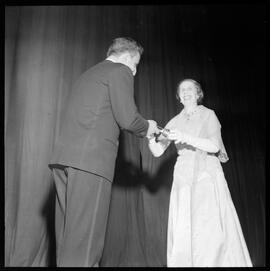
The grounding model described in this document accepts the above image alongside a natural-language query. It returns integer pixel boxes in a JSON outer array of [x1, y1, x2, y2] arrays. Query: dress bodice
[[164, 105, 228, 163]]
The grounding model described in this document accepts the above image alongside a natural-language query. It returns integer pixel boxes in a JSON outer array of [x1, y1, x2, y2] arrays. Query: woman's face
[[178, 81, 199, 106]]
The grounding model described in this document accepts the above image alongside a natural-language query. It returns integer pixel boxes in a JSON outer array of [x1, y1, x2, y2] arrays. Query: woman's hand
[[155, 132, 167, 142], [167, 129, 187, 144]]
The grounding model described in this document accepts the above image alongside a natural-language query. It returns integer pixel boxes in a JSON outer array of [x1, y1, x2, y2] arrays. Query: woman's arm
[[148, 115, 177, 157], [168, 129, 219, 153], [148, 134, 171, 157]]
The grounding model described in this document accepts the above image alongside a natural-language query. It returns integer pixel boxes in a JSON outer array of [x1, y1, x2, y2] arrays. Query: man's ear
[[118, 52, 128, 63], [125, 52, 132, 61]]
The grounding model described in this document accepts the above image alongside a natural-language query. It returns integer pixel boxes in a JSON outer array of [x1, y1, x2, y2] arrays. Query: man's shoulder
[[89, 60, 131, 76]]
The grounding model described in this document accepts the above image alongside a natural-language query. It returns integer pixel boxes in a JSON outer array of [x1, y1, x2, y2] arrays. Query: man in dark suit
[[49, 37, 159, 267]]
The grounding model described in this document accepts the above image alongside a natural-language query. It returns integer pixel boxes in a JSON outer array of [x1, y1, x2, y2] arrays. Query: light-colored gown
[[162, 105, 252, 267]]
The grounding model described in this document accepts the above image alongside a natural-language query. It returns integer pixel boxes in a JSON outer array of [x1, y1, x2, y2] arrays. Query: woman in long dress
[[148, 79, 253, 267]]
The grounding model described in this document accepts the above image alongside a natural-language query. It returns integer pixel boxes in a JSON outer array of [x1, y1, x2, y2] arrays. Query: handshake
[[147, 120, 188, 144], [147, 120, 170, 142]]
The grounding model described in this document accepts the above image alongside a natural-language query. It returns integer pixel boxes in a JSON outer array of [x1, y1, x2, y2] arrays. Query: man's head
[[106, 37, 143, 76], [107, 37, 144, 58]]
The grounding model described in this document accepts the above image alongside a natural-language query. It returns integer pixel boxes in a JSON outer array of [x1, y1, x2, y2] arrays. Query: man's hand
[[146, 120, 160, 138]]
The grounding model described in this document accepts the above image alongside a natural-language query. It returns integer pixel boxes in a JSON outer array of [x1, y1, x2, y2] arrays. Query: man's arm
[[109, 65, 157, 137]]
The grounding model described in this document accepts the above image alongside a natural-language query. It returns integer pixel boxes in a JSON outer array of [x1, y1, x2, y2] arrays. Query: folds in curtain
[[5, 6, 101, 266], [5, 5, 264, 267]]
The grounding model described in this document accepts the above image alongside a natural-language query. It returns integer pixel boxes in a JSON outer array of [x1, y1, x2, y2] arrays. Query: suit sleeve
[[108, 65, 149, 137]]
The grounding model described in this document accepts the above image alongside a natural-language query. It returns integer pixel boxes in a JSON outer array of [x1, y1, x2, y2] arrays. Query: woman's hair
[[106, 37, 144, 57], [176, 78, 204, 104]]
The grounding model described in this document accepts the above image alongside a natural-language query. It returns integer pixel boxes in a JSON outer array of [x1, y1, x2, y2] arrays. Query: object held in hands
[[154, 126, 170, 142]]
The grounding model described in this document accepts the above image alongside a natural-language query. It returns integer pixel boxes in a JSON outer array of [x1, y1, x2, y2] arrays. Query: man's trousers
[[51, 165, 112, 267]]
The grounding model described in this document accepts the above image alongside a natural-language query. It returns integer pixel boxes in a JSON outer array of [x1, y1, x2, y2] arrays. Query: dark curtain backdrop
[[5, 5, 265, 267]]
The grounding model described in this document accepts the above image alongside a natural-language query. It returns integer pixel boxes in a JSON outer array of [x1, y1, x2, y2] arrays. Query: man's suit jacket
[[49, 60, 149, 182]]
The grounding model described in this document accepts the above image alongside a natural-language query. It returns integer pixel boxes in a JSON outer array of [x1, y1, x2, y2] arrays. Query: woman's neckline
[[182, 105, 203, 120]]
